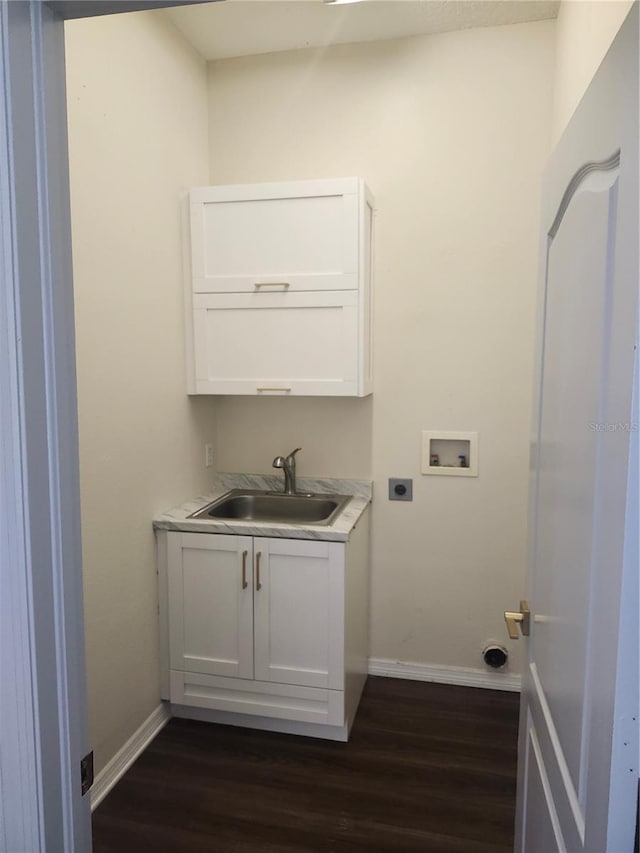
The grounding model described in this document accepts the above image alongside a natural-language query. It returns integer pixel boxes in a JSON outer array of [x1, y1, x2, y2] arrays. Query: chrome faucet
[[272, 447, 302, 495]]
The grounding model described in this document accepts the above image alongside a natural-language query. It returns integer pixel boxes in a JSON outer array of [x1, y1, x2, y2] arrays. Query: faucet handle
[[287, 447, 302, 461]]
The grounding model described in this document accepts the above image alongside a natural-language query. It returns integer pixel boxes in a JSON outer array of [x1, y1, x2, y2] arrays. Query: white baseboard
[[368, 658, 521, 692], [90, 703, 171, 811]]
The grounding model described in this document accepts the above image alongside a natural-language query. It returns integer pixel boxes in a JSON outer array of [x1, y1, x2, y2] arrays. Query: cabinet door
[[167, 532, 253, 679], [192, 290, 360, 396], [190, 179, 360, 294], [253, 538, 344, 690]]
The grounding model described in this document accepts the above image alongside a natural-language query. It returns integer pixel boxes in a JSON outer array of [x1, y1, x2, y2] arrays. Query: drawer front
[[192, 290, 360, 396], [170, 670, 345, 726], [190, 186, 359, 294]]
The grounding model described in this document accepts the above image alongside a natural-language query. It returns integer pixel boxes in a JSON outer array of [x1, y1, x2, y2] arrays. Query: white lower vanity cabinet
[[156, 515, 369, 741]]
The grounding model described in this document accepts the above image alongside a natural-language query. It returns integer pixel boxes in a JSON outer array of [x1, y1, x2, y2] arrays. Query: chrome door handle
[[504, 600, 531, 639]]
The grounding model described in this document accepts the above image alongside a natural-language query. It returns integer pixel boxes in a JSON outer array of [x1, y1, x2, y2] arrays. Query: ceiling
[[164, 0, 560, 62]]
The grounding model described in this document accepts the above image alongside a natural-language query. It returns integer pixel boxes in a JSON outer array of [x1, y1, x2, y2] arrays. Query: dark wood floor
[[93, 677, 520, 853]]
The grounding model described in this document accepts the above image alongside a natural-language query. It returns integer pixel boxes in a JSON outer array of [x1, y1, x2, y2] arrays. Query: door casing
[[0, 3, 216, 852]]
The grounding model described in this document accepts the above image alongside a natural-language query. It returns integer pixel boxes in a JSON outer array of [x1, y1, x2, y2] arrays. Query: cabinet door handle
[[254, 281, 290, 289], [256, 387, 291, 394], [241, 550, 248, 590], [255, 551, 262, 591]]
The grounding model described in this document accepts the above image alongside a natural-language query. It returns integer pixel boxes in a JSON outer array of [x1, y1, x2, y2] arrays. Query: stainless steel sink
[[188, 489, 352, 526]]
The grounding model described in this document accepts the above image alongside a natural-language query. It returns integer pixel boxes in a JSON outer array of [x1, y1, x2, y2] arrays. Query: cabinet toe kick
[[170, 670, 345, 727]]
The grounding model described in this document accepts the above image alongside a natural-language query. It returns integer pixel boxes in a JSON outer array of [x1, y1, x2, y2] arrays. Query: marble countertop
[[153, 472, 372, 542]]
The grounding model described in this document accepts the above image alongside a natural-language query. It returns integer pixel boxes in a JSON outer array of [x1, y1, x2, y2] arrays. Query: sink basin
[[188, 489, 352, 526]]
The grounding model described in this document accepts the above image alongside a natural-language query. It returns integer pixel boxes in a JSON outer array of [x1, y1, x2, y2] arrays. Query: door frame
[[0, 3, 215, 851]]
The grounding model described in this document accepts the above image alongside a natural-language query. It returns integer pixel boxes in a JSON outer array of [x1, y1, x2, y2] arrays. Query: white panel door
[[514, 8, 638, 853], [167, 533, 254, 680], [253, 538, 344, 690], [190, 178, 360, 293], [193, 290, 360, 396]]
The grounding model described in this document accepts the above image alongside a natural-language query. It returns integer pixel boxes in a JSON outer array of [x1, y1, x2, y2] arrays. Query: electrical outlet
[[205, 444, 214, 468], [388, 478, 413, 501]]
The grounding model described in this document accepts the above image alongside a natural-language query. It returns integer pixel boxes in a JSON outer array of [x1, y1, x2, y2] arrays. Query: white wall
[[552, 0, 634, 142], [65, 11, 214, 773], [207, 22, 555, 676], [213, 397, 372, 479]]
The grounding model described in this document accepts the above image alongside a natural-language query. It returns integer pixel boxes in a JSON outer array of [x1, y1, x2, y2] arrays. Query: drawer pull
[[257, 387, 291, 394], [241, 550, 248, 590], [254, 281, 290, 289], [256, 551, 262, 591]]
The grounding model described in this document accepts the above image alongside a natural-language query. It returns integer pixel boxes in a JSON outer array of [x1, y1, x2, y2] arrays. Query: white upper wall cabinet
[[186, 177, 374, 396]]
